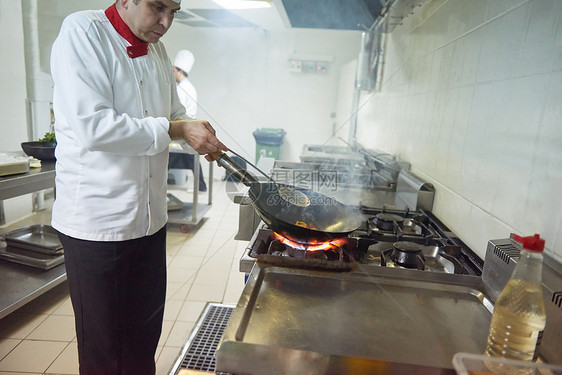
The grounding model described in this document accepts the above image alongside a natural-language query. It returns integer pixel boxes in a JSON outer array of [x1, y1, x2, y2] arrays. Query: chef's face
[[120, 0, 180, 43]]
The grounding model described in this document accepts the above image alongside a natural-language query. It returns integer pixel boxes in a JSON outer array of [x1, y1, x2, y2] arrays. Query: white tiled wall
[[356, 0, 562, 261], [0, 0, 28, 151], [0, 1, 34, 224]]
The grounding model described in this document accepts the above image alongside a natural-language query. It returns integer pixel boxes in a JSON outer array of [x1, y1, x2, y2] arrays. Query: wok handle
[[208, 151, 257, 186]]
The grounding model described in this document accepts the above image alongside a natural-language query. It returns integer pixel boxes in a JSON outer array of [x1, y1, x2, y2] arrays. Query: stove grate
[[172, 303, 234, 374]]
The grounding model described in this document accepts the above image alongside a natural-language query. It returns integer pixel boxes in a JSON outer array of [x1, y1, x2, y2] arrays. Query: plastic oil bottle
[[484, 234, 546, 361]]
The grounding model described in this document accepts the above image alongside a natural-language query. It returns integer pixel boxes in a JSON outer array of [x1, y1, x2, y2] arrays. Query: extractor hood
[[281, 0, 384, 30], [173, 0, 425, 31]]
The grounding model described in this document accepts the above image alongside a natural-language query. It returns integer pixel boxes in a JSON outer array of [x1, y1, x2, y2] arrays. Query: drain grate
[[172, 303, 234, 374]]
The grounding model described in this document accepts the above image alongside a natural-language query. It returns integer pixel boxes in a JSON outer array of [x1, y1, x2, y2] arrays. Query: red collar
[[105, 4, 148, 58]]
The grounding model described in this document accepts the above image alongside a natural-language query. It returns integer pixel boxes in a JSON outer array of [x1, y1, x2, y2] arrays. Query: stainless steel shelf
[[0, 161, 55, 201], [0, 260, 66, 319], [0, 161, 62, 319]]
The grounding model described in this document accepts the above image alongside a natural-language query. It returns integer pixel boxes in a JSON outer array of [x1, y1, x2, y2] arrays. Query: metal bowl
[[21, 142, 56, 161]]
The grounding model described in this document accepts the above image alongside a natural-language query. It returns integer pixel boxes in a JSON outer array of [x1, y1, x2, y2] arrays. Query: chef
[[173, 49, 197, 118], [50, 0, 227, 373], [168, 49, 208, 191]]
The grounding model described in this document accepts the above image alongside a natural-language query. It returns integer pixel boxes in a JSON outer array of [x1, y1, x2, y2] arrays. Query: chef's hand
[[169, 119, 228, 161]]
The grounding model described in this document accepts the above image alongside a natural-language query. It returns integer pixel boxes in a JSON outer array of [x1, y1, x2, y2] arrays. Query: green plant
[[38, 131, 56, 143]]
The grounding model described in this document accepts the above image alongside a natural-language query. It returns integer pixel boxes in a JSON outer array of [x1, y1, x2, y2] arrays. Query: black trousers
[[58, 227, 167, 375]]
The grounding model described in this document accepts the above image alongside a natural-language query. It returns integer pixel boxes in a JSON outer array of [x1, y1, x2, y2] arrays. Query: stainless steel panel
[[217, 262, 493, 373], [218, 340, 457, 375], [395, 170, 435, 211], [482, 238, 519, 301], [482, 237, 562, 364]]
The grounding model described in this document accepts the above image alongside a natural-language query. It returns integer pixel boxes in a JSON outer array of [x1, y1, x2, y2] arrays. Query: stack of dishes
[[0, 225, 64, 270]]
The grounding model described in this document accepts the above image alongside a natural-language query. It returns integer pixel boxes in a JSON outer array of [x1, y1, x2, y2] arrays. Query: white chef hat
[[174, 50, 195, 74], [171, 0, 181, 3]]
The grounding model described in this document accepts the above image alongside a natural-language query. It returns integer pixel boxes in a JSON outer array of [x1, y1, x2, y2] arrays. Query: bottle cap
[[513, 234, 545, 252]]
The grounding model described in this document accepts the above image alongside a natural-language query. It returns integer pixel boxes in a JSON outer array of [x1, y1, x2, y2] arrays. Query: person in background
[[49, 0, 227, 374], [169, 49, 207, 191], [173, 49, 197, 118]]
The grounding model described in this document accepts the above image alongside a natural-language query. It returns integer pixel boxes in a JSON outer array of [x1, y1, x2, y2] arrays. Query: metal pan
[[210, 151, 362, 243], [2, 224, 63, 254]]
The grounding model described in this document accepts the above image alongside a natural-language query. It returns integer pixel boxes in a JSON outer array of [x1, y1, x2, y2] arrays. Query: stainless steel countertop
[[217, 260, 494, 374], [0, 257, 66, 319], [0, 161, 55, 201]]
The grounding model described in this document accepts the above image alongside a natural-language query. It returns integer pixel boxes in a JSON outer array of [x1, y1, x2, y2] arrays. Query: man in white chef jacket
[[50, 0, 227, 373]]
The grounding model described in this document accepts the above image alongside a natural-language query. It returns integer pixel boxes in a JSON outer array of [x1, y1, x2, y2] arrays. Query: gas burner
[[373, 213, 404, 231], [273, 232, 350, 261], [386, 241, 425, 270], [366, 241, 464, 273], [367, 215, 427, 243], [369, 213, 420, 233], [248, 228, 357, 263], [243, 209, 483, 276]]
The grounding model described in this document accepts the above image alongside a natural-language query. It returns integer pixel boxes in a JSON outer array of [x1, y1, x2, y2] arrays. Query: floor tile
[[168, 254, 204, 269], [156, 346, 182, 375], [176, 300, 207, 322], [223, 283, 245, 305], [163, 299, 183, 321], [0, 313, 48, 339], [0, 339, 20, 361], [158, 320, 174, 347], [193, 269, 229, 286], [165, 321, 195, 347], [45, 342, 78, 375], [166, 281, 193, 302], [0, 340, 67, 372], [167, 266, 198, 284], [27, 315, 75, 341], [16, 284, 68, 315], [187, 283, 226, 302], [52, 297, 74, 316]]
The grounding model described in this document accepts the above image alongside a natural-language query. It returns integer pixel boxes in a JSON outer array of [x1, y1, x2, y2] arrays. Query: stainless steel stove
[[220, 224, 561, 374], [219, 146, 561, 374], [239, 207, 482, 277]]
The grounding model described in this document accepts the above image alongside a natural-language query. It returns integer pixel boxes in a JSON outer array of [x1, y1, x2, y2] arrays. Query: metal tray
[[217, 261, 494, 374], [0, 154, 30, 177], [2, 225, 63, 254], [0, 246, 64, 270], [167, 193, 183, 211]]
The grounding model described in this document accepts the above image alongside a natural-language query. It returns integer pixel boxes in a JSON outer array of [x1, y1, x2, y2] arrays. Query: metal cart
[[167, 148, 213, 233]]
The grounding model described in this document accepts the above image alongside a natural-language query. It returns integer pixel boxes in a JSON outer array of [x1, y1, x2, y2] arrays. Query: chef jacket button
[[144, 110, 148, 116], [140, 80, 143, 86]]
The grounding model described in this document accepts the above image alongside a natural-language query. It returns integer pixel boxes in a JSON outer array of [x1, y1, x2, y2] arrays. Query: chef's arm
[[169, 119, 228, 161]]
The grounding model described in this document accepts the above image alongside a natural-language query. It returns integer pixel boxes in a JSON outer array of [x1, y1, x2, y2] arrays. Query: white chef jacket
[[177, 78, 198, 118], [50, 9, 187, 241]]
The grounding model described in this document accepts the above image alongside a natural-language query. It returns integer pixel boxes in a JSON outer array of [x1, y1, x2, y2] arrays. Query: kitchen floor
[[0, 179, 248, 375]]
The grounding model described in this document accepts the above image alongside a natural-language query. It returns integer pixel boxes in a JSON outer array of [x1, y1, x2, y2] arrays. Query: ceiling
[[174, 0, 384, 30], [47, 0, 392, 31]]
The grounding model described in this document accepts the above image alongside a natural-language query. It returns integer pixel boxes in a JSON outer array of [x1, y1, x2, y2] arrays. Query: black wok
[[210, 151, 362, 243]]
